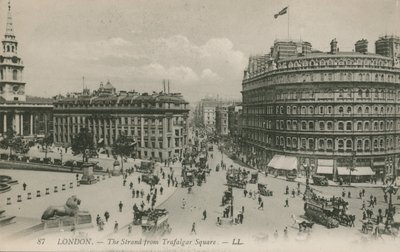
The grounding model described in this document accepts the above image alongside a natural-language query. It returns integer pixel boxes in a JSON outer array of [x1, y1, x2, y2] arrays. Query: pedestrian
[[146, 194, 151, 204], [182, 198, 186, 209], [297, 182, 300, 190], [242, 206, 244, 214], [168, 179, 171, 187], [284, 198, 289, 207], [359, 191, 362, 199], [258, 200, 264, 210], [132, 189, 135, 198], [136, 190, 140, 198], [160, 186, 164, 195], [284, 227, 288, 239], [140, 201, 145, 210], [123, 179, 126, 186], [203, 210, 207, 220], [138, 176, 141, 184], [76, 174, 79, 181], [114, 221, 119, 233], [384, 193, 388, 203], [191, 222, 196, 235], [362, 200, 366, 210], [128, 224, 132, 234], [362, 189, 365, 197], [22, 182, 27, 191], [286, 186, 289, 195], [119, 201, 123, 212], [342, 189, 346, 198], [297, 188, 301, 196], [373, 196, 377, 205], [104, 211, 110, 222], [129, 182, 133, 189], [244, 189, 248, 197], [348, 191, 351, 198], [96, 214, 101, 225], [98, 219, 104, 231], [292, 189, 296, 198], [258, 196, 262, 205], [141, 190, 144, 198], [274, 230, 278, 239]]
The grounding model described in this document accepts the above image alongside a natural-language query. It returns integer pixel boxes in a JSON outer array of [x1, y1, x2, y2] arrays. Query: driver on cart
[[188, 186, 192, 194]]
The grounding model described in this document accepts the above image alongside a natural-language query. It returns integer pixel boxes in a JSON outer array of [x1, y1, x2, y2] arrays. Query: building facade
[[215, 106, 229, 136], [0, 1, 53, 138], [53, 82, 189, 161], [242, 37, 400, 180]]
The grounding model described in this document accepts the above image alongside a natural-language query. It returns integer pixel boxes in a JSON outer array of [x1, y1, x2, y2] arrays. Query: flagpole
[[287, 7, 290, 39]]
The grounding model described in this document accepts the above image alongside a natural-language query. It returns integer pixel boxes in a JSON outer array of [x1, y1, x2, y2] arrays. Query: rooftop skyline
[[1, 0, 399, 103]]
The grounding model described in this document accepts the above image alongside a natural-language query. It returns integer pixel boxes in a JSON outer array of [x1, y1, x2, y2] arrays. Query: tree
[[0, 128, 29, 156], [71, 128, 95, 162], [112, 134, 136, 170], [41, 134, 53, 159]]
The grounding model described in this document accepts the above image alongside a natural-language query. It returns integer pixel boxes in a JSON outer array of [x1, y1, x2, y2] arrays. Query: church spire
[[5, 0, 15, 40]]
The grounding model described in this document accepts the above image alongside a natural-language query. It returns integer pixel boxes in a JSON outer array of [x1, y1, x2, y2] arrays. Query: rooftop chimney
[[355, 39, 368, 53], [330, 39, 338, 54]]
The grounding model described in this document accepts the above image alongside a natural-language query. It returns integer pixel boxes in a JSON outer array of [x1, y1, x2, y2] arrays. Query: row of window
[[273, 120, 395, 131], [248, 104, 398, 116]]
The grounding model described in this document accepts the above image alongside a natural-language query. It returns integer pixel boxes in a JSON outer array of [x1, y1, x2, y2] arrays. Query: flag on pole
[[274, 6, 288, 19]]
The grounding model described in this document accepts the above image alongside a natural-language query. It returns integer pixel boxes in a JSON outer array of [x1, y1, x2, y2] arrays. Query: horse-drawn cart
[[141, 209, 171, 237], [258, 183, 273, 196]]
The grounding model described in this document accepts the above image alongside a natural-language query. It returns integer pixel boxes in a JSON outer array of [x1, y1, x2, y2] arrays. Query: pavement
[[1, 142, 400, 251]]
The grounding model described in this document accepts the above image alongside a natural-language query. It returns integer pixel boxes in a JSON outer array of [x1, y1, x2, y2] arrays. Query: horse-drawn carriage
[[312, 175, 329, 186], [181, 169, 195, 188], [140, 209, 171, 237], [136, 160, 155, 174], [221, 190, 232, 206], [286, 172, 297, 182], [249, 172, 258, 184], [141, 174, 160, 186], [304, 201, 339, 229], [257, 183, 273, 196], [226, 167, 247, 189]]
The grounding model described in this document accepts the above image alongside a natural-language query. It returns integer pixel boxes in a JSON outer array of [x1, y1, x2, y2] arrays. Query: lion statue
[[41, 195, 87, 220]]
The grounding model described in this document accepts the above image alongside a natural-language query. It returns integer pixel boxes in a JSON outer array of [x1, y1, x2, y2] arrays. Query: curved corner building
[[241, 37, 400, 181]]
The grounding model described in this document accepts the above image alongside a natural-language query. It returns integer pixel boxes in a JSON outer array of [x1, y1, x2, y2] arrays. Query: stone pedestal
[[79, 163, 97, 185]]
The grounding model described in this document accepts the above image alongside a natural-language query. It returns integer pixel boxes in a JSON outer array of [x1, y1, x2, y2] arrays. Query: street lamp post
[[382, 184, 399, 229]]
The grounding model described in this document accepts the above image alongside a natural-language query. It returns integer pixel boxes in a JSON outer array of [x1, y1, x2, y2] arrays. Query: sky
[[1, 0, 399, 103]]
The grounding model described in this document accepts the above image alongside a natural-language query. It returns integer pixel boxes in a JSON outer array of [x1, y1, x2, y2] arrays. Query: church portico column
[[14, 112, 20, 135], [30, 113, 33, 135], [3, 113, 7, 133], [20, 113, 23, 136]]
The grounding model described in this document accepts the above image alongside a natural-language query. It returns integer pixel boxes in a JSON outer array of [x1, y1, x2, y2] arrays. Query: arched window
[[327, 139, 333, 149], [373, 139, 378, 150], [365, 89, 370, 97], [364, 122, 370, 131], [287, 121, 291, 130], [327, 106, 332, 114], [365, 140, 370, 151], [338, 122, 344, 130], [319, 122, 325, 130], [319, 139, 325, 149], [292, 106, 297, 114], [287, 106, 291, 114], [319, 106, 324, 114], [301, 106, 306, 114], [309, 139, 315, 150], [308, 106, 314, 114], [327, 122, 333, 130], [357, 140, 362, 151], [6, 45, 10, 52], [373, 122, 378, 130], [358, 89, 362, 97], [301, 121, 307, 130], [293, 121, 298, 130], [365, 107, 370, 113], [12, 70, 17, 81], [347, 106, 352, 113], [346, 140, 352, 149], [380, 121, 384, 130], [379, 139, 384, 148], [309, 122, 314, 130], [339, 106, 344, 113], [346, 122, 352, 130], [293, 138, 298, 148], [357, 122, 362, 131]]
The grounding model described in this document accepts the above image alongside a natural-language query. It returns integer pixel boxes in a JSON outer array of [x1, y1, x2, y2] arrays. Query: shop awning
[[337, 167, 375, 176], [373, 161, 385, 167], [267, 155, 297, 171], [316, 166, 333, 174], [317, 159, 334, 174]]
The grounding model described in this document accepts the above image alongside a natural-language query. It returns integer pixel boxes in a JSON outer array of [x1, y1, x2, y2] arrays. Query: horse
[[291, 214, 314, 231]]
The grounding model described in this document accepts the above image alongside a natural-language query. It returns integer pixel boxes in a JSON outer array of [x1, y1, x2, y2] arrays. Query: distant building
[[215, 106, 229, 136], [355, 39, 368, 53], [228, 104, 242, 139], [270, 39, 312, 60], [194, 97, 236, 132], [53, 82, 189, 161], [242, 36, 400, 180], [0, 1, 52, 138], [375, 35, 400, 59]]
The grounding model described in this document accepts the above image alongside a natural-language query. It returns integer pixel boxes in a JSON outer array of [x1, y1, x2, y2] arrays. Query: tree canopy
[[112, 134, 136, 169], [71, 128, 95, 162], [0, 129, 30, 155]]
